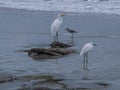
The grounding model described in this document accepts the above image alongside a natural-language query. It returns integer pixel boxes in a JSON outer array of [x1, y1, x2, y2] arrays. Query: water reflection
[[53, 59, 61, 74]]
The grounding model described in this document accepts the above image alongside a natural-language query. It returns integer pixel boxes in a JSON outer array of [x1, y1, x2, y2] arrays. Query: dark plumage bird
[[66, 28, 77, 44], [66, 28, 77, 34]]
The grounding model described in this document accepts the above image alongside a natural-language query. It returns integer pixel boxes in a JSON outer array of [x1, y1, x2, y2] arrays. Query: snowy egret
[[80, 42, 97, 70], [66, 28, 77, 43], [51, 13, 65, 42]]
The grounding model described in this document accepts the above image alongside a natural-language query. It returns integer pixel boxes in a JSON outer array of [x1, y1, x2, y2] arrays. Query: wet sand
[[0, 8, 120, 90]]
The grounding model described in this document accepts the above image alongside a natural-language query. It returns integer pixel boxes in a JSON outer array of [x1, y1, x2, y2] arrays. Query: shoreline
[[0, 7, 120, 18]]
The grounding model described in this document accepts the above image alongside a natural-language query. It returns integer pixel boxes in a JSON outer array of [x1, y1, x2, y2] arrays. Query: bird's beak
[[60, 13, 65, 16], [65, 28, 68, 30], [93, 44, 97, 46]]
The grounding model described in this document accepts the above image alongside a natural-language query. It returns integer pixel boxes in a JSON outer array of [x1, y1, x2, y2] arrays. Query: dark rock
[[17, 74, 110, 90], [31, 87, 53, 90], [18, 74, 65, 90], [50, 41, 72, 48], [0, 73, 16, 83], [16, 50, 29, 52], [96, 82, 110, 87], [18, 75, 54, 82], [27, 48, 76, 59]]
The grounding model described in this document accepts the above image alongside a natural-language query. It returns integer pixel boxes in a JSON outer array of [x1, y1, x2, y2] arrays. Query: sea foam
[[0, 0, 120, 16]]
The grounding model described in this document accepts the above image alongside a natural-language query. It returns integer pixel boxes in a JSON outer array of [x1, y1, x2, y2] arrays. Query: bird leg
[[56, 31, 59, 42], [83, 53, 88, 70], [86, 53, 88, 70], [71, 34, 74, 44], [54, 36, 56, 42], [83, 54, 86, 70]]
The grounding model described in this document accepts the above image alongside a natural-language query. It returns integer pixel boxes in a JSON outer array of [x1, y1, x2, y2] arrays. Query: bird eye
[[93, 44, 97, 46]]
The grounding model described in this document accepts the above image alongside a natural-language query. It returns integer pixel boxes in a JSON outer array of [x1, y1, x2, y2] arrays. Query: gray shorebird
[[66, 28, 77, 43]]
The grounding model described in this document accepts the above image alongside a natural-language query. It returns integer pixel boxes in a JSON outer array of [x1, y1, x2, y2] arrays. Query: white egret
[[80, 42, 97, 70], [66, 28, 77, 43], [51, 13, 65, 42]]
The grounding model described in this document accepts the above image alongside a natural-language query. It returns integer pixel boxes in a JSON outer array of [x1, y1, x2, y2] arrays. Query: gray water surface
[[0, 8, 120, 90]]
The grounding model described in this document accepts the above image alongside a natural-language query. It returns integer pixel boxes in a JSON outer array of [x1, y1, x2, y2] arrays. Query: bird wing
[[80, 43, 93, 56], [51, 18, 62, 36]]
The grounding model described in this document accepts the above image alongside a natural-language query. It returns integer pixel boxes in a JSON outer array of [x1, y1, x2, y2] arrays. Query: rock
[[18, 75, 54, 82], [50, 41, 72, 48], [0, 73, 16, 83], [17, 74, 110, 90], [0, 77, 14, 83], [61, 80, 110, 90], [19, 41, 76, 59], [27, 48, 76, 59], [16, 50, 29, 52], [96, 82, 110, 87], [18, 74, 65, 90]]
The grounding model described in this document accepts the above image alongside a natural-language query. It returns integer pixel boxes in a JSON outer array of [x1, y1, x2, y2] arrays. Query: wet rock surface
[[17, 74, 65, 90], [19, 42, 76, 59], [50, 41, 72, 48], [62, 81, 110, 90], [27, 48, 76, 59], [0, 73, 110, 90], [17, 74, 110, 90], [0, 73, 16, 83]]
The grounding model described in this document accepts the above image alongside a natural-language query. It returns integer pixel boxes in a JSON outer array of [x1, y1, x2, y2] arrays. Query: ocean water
[[0, 8, 120, 90], [0, 0, 120, 15]]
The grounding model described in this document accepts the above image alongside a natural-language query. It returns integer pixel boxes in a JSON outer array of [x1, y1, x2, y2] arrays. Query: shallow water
[[0, 8, 120, 90]]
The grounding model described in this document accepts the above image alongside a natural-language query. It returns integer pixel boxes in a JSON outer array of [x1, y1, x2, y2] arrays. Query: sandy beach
[[0, 8, 120, 90]]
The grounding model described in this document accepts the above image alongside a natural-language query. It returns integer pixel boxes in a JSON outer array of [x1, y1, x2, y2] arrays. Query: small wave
[[0, 0, 120, 16]]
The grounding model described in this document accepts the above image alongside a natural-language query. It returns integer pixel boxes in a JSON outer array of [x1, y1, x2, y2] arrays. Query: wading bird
[[51, 13, 65, 42], [66, 28, 77, 43], [80, 42, 97, 70]]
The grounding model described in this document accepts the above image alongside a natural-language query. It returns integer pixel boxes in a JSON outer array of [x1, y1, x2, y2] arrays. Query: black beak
[[66, 28, 69, 30], [93, 43, 97, 46]]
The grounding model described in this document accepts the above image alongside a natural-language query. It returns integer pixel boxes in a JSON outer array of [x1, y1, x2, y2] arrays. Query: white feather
[[80, 42, 94, 56], [51, 15, 63, 36]]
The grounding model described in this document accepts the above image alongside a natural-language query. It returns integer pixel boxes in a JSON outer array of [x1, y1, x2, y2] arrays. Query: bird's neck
[[57, 16, 63, 21]]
